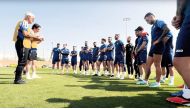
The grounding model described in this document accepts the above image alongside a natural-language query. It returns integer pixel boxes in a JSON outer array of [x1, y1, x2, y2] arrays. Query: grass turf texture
[[0, 67, 188, 108]]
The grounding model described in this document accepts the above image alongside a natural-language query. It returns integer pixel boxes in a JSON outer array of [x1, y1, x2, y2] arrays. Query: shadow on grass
[[64, 74, 172, 92], [65, 84, 171, 92], [0, 73, 13, 75], [46, 92, 179, 108], [0, 81, 13, 84], [0, 77, 14, 79]]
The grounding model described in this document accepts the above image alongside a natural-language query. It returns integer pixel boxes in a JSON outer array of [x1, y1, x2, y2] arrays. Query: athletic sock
[[170, 76, 174, 81], [122, 72, 125, 76], [161, 75, 164, 80], [139, 75, 143, 80]]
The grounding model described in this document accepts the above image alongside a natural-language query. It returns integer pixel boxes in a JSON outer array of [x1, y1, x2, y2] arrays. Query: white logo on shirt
[[176, 49, 183, 53]]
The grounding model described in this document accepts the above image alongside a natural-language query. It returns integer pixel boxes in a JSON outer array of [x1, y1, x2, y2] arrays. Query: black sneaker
[[110, 75, 114, 78], [93, 74, 98, 76], [107, 74, 111, 77], [14, 80, 26, 84], [23, 70, 26, 75]]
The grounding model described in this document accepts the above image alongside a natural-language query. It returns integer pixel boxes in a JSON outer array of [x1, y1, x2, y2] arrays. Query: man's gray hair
[[25, 11, 35, 18]]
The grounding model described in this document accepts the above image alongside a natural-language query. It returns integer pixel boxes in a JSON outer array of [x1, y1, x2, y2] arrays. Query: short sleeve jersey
[[61, 48, 70, 59], [100, 44, 107, 56], [53, 47, 60, 59], [114, 40, 124, 56], [107, 42, 114, 56]]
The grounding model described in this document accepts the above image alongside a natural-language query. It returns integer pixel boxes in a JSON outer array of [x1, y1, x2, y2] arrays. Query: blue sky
[[0, 0, 178, 60]]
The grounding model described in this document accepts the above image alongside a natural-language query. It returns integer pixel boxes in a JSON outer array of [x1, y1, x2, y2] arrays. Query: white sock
[[170, 76, 174, 82], [161, 75, 164, 80], [32, 72, 36, 75], [156, 82, 160, 85], [122, 72, 125, 76]]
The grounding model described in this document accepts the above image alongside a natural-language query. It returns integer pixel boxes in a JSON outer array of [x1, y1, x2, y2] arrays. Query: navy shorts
[[92, 57, 98, 63], [61, 58, 69, 65], [114, 55, 124, 65], [106, 55, 114, 61], [175, 15, 190, 57], [149, 42, 164, 57], [89, 60, 92, 64], [161, 53, 173, 67], [52, 57, 60, 64], [71, 59, 77, 66], [83, 54, 89, 61], [137, 52, 147, 65], [98, 55, 107, 62]]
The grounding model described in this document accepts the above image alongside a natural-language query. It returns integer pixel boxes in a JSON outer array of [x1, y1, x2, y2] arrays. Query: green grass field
[[0, 67, 187, 108]]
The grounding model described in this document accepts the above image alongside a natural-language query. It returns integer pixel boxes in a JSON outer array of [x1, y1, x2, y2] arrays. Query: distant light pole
[[51, 42, 54, 50], [123, 17, 131, 38]]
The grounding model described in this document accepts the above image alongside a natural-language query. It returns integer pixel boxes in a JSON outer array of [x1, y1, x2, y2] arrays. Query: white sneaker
[[160, 79, 165, 83], [136, 80, 148, 85], [83, 71, 86, 75], [182, 88, 190, 99], [128, 74, 131, 78], [26, 72, 32, 80], [130, 75, 134, 79], [91, 72, 96, 75], [105, 71, 109, 76], [85, 72, 90, 75], [120, 75, 125, 80], [149, 82, 161, 88], [168, 81, 174, 86], [116, 73, 120, 79], [32, 74, 41, 79], [98, 72, 101, 76], [138, 77, 143, 81], [129, 75, 133, 79]]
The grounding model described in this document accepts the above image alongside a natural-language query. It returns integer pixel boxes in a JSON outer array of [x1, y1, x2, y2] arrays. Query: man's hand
[[172, 16, 183, 29], [40, 37, 44, 41], [134, 49, 138, 56], [153, 40, 159, 45], [162, 37, 169, 44]]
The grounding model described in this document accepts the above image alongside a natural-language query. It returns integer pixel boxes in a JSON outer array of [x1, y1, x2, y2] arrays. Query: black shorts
[[28, 49, 37, 61], [175, 15, 190, 57], [161, 53, 173, 67], [149, 42, 164, 57], [137, 52, 147, 65]]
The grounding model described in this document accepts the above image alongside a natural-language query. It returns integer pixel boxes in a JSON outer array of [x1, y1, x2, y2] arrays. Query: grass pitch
[[0, 67, 187, 108]]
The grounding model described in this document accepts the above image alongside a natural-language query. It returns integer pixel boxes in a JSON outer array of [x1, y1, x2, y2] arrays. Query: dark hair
[[32, 23, 41, 29], [115, 34, 120, 36], [135, 26, 144, 32], [144, 12, 154, 19], [102, 38, 106, 42], [57, 43, 60, 45]]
